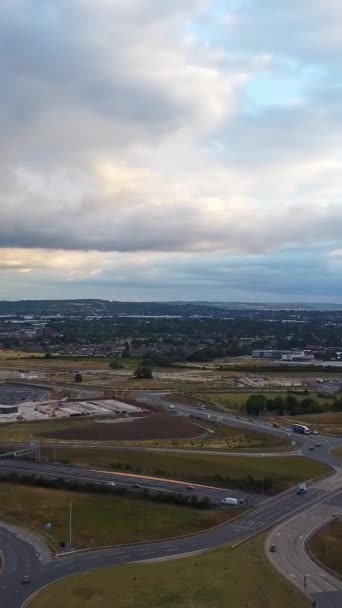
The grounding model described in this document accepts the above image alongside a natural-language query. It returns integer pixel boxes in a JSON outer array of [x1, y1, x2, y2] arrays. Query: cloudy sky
[[1, 0, 342, 302]]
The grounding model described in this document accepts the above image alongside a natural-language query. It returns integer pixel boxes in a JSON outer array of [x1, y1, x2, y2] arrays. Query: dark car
[[315, 443, 321, 448], [269, 545, 277, 553], [132, 483, 142, 489], [21, 575, 30, 584], [309, 446, 315, 451], [186, 485, 195, 491]]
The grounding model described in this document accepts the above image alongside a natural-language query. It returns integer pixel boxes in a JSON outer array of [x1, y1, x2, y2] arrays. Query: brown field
[[40, 414, 205, 441]]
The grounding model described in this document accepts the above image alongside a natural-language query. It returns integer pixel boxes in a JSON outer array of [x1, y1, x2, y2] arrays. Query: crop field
[[0, 482, 234, 549], [30, 534, 309, 608], [0, 349, 43, 360], [39, 414, 205, 441], [47, 448, 329, 494], [0, 414, 289, 450]]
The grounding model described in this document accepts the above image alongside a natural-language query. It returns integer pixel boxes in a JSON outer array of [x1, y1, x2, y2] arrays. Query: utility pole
[[140, 507, 143, 542], [69, 502, 73, 549]]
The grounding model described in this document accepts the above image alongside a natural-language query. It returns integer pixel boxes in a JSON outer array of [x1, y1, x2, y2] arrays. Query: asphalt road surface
[[2, 393, 342, 607]]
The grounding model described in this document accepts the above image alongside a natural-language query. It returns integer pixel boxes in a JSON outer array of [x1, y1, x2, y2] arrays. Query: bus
[[292, 423, 311, 435]]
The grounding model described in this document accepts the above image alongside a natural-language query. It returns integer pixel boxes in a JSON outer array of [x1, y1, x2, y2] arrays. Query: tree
[[246, 394, 267, 416], [44, 352, 52, 359], [74, 372, 83, 383], [133, 366, 153, 379]]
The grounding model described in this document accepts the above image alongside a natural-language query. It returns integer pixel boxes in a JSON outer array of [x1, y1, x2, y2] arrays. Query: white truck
[[221, 497, 238, 506]]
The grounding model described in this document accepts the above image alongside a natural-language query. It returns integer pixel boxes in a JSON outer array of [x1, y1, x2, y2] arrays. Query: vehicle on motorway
[[221, 497, 238, 506], [292, 423, 311, 435], [239, 497, 249, 505], [311, 429, 318, 435], [21, 575, 30, 584], [269, 545, 277, 553], [186, 485, 195, 491], [309, 446, 315, 451], [132, 483, 143, 489], [168, 404, 175, 410], [107, 481, 116, 487], [297, 482, 308, 495], [272, 422, 280, 428], [315, 442, 321, 448]]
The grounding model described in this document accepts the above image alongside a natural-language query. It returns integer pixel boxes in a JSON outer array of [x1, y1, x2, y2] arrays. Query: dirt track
[[39, 414, 205, 441]]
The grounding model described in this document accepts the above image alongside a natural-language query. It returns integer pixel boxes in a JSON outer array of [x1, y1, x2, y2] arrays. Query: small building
[[0, 404, 18, 415]]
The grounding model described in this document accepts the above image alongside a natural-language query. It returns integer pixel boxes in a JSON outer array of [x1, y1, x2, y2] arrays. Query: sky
[[1, 0, 342, 302]]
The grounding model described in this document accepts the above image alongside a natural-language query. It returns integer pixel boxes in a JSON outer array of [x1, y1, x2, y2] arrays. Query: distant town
[[1, 299, 342, 364]]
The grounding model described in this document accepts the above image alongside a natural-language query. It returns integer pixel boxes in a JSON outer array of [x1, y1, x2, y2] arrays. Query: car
[[309, 446, 315, 451], [315, 443, 321, 448], [132, 483, 142, 489], [186, 485, 195, 491], [269, 545, 277, 553], [107, 481, 116, 487], [21, 575, 30, 584], [311, 430, 318, 435]]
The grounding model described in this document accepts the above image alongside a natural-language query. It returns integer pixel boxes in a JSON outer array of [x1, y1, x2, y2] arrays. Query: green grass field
[[309, 519, 342, 576], [44, 448, 329, 494], [30, 534, 309, 608], [0, 418, 95, 443], [0, 482, 235, 549], [196, 391, 333, 412]]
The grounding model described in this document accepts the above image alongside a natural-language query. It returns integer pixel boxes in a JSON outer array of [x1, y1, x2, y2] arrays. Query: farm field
[[0, 349, 43, 360], [0, 482, 233, 549], [309, 519, 342, 576], [30, 534, 309, 608], [39, 414, 205, 442], [47, 448, 329, 494], [0, 412, 289, 451]]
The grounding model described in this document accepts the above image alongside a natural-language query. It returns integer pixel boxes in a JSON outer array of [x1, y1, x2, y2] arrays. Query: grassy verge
[[309, 519, 342, 576], [0, 482, 235, 549], [43, 448, 330, 494], [30, 534, 309, 608]]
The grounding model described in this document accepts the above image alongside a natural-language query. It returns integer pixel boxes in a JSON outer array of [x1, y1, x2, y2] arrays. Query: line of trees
[[0, 471, 211, 509], [245, 393, 342, 417]]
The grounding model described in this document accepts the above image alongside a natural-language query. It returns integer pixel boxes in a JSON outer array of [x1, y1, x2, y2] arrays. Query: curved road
[[2, 397, 342, 607]]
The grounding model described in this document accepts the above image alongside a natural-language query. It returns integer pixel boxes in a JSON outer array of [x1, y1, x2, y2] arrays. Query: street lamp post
[[69, 502, 72, 549]]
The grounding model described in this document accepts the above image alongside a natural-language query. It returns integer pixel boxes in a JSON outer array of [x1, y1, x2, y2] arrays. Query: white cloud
[[1, 1, 342, 299]]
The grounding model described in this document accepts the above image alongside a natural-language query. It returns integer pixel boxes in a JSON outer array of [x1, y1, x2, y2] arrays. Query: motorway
[[2, 395, 342, 607], [0, 458, 262, 506]]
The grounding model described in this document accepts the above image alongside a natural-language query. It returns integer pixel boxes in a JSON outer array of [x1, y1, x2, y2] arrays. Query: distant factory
[[252, 349, 315, 362]]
